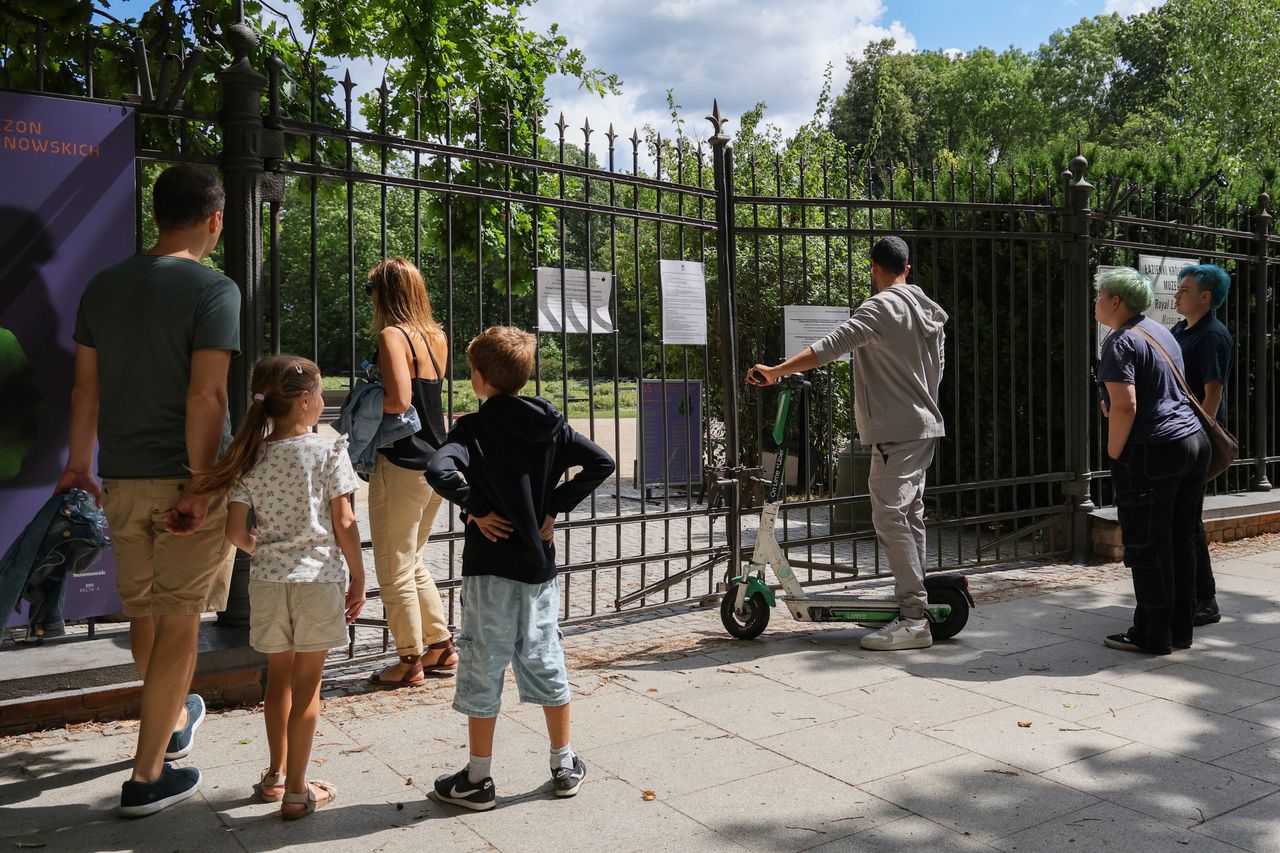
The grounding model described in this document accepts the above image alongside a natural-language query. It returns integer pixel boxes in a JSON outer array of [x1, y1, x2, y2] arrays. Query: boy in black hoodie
[[426, 326, 614, 810]]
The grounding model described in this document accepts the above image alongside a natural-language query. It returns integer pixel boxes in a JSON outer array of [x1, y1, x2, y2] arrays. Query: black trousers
[[1110, 430, 1211, 654], [1193, 512, 1216, 602]]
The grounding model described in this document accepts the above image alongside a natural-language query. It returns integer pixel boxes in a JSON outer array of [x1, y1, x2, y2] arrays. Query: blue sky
[[106, 0, 1164, 140]]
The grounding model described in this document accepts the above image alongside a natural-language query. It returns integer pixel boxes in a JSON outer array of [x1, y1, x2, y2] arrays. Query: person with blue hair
[[1096, 267, 1209, 656], [1172, 263, 1234, 627]]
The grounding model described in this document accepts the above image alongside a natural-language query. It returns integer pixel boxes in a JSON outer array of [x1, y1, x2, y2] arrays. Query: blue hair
[[1178, 264, 1232, 310]]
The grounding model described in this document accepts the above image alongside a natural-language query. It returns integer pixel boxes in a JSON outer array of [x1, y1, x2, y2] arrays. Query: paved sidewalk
[[3, 538, 1279, 852]]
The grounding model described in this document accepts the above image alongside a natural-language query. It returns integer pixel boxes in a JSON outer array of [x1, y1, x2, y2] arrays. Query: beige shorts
[[249, 580, 348, 654], [102, 478, 236, 618]]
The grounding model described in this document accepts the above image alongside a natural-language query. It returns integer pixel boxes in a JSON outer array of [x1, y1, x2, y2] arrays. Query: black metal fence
[[3, 8, 1276, 635]]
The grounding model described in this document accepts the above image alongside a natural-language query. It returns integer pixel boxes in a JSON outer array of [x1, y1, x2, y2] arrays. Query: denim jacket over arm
[[0, 488, 111, 634], [334, 380, 422, 477]]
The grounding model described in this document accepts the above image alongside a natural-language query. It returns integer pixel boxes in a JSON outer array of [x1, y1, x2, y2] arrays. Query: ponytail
[[188, 354, 322, 497]]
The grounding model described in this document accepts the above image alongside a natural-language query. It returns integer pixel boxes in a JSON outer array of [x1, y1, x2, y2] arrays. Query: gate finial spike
[[706, 98, 728, 141]]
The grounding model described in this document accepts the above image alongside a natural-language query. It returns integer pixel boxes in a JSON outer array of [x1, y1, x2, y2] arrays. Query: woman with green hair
[[1095, 267, 1209, 656]]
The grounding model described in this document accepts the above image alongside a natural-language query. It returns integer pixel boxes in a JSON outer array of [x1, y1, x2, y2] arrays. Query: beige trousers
[[368, 456, 449, 655]]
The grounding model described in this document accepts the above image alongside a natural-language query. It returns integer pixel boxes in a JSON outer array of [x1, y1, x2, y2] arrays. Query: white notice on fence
[[659, 259, 707, 345], [784, 305, 852, 362], [1138, 253, 1200, 329], [536, 267, 614, 334]]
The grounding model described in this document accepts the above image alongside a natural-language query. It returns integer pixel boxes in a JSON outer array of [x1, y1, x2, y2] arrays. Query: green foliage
[[828, 0, 1280, 201]]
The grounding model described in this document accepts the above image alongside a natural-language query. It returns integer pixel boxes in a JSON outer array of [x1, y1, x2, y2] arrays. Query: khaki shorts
[[102, 479, 235, 618], [249, 580, 348, 654]]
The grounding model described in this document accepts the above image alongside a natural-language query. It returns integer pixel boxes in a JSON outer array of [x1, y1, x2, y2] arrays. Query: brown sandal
[[368, 654, 425, 687], [253, 768, 286, 802], [281, 780, 336, 820], [421, 639, 458, 671]]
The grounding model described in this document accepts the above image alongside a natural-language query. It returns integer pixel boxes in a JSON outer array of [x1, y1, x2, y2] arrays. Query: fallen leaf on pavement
[[642, 790, 656, 801], [1017, 721, 1033, 728]]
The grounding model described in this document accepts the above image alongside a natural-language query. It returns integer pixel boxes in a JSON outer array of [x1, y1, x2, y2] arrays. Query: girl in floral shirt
[[192, 354, 365, 819]]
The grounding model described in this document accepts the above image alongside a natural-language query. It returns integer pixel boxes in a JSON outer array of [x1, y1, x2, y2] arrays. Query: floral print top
[[229, 433, 358, 583]]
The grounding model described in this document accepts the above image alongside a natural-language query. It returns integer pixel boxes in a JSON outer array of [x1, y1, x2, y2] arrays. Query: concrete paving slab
[[1083, 697, 1278, 762], [223, 798, 492, 852], [1000, 637, 1176, 680], [588, 653, 735, 699], [504, 685, 700, 750], [1211, 738, 1280, 785], [937, 614, 1073, 657], [921, 705, 1129, 774], [8, 798, 241, 852], [963, 674, 1151, 721], [974, 598, 1132, 642], [1238, 662, 1280, 687], [667, 763, 908, 853], [590, 721, 794, 797], [661, 677, 856, 740], [1180, 637, 1280, 677], [1213, 559, 1280, 581], [456, 776, 712, 853], [1041, 742, 1277, 827], [1194, 791, 1280, 852], [1230, 696, 1280, 729], [1111, 663, 1280, 714], [825, 676, 1008, 730], [758, 715, 965, 787], [731, 647, 910, 697], [808, 814, 1003, 852], [990, 801, 1242, 853], [858, 752, 1098, 844]]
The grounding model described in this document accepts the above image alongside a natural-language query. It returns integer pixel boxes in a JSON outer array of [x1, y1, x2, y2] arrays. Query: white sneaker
[[860, 618, 932, 651]]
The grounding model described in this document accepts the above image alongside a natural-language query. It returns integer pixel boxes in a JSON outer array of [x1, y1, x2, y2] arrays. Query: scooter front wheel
[[720, 586, 771, 640]]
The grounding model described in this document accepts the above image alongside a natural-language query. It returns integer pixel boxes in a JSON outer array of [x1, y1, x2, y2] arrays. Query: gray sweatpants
[[867, 438, 937, 619]]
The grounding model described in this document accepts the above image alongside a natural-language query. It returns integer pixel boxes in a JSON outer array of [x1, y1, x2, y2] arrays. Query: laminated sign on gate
[[659, 260, 707, 345], [784, 305, 851, 362], [1138, 254, 1200, 328], [536, 267, 614, 334]]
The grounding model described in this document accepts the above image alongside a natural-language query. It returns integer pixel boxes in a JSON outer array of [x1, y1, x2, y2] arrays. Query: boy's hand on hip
[[166, 494, 210, 535], [469, 512, 513, 542], [540, 514, 555, 543]]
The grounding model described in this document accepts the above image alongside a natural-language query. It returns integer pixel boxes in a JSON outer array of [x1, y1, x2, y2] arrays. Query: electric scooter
[[720, 372, 973, 641]]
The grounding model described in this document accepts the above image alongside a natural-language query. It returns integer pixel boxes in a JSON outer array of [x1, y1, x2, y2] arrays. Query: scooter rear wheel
[[926, 585, 969, 640], [720, 587, 771, 640]]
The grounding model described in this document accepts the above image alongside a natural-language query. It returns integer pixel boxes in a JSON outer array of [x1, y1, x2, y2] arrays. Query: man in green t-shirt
[[56, 164, 240, 817]]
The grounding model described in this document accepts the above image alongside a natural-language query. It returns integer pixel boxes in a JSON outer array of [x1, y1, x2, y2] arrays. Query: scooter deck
[[782, 595, 952, 625]]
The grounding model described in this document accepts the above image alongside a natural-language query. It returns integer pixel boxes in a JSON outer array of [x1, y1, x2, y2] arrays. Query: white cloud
[[1103, 0, 1167, 16], [523, 0, 917, 155]]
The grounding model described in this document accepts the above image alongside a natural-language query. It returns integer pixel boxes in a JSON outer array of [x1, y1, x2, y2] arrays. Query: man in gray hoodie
[[747, 236, 948, 651]]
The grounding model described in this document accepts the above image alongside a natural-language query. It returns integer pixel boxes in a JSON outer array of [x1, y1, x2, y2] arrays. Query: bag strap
[[1130, 324, 1215, 425]]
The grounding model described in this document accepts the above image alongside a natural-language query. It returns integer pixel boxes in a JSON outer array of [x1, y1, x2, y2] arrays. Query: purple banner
[[1, 91, 135, 626], [636, 379, 702, 486]]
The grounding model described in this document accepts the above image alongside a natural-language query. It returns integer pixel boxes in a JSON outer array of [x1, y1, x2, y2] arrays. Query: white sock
[[467, 753, 492, 783], [903, 616, 927, 629], [550, 743, 575, 772]]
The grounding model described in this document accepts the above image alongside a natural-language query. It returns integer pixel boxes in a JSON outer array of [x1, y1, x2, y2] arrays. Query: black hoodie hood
[[471, 394, 564, 443]]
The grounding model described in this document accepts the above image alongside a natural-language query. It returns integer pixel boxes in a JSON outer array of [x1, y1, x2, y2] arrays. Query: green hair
[[1094, 267, 1152, 313]]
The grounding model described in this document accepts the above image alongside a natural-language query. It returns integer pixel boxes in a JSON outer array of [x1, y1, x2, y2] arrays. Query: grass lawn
[[323, 375, 637, 418]]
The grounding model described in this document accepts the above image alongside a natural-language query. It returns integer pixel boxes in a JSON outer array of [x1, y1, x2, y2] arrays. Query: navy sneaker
[[164, 694, 206, 760], [118, 764, 202, 818], [432, 767, 495, 811], [552, 756, 587, 798]]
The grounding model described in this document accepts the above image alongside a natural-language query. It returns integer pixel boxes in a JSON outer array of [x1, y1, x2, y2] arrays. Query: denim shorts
[[452, 574, 570, 718]]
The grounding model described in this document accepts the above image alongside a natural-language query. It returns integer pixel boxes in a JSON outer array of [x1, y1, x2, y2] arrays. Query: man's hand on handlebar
[[746, 364, 778, 386]]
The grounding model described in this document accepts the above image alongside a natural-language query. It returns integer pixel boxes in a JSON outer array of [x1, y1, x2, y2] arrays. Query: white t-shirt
[[229, 433, 358, 583]]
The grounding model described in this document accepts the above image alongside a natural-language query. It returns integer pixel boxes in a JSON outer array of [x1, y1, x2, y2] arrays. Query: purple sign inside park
[[636, 379, 702, 487], [0, 91, 135, 627]]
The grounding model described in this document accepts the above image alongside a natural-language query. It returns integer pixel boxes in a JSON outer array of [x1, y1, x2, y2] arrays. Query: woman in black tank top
[[364, 258, 456, 686]]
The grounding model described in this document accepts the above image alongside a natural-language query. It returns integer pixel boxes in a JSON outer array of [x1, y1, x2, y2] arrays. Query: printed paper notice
[[784, 305, 852, 362], [660, 259, 707, 345], [536, 267, 614, 334]]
